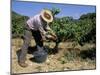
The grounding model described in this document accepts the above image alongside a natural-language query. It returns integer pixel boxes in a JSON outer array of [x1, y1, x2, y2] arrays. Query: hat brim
[[41, 10, 53, 23]]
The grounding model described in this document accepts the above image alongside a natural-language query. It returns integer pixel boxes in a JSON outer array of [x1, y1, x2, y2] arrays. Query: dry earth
[[11, 38, 96, 74]]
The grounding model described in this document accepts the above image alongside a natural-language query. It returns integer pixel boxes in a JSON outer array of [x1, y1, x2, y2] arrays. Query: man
[[18, 9, 57, 67]]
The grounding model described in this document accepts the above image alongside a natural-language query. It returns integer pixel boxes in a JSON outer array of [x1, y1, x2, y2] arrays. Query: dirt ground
[[11, 38, 96, 74]]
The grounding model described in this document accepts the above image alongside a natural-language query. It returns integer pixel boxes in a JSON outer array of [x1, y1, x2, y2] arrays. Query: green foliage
[[73, 13, 96, 45], [50, 11, 96, 46], [50, 17, 75, 42], [51, 7, 61, 15], [12, 11, 28, 38]]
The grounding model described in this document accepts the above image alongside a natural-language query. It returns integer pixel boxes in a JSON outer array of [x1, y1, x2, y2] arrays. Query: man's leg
[[18, 29, 32, 67], [32, 31, 43, 48]]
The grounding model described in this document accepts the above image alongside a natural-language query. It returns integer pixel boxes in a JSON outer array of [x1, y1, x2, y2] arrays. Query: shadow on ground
[[62, 47, 96, 61], [80, 47, 96, 60]]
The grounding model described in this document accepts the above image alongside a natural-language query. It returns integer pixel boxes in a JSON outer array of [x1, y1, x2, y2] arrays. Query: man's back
[[26, 14, 42, 30]]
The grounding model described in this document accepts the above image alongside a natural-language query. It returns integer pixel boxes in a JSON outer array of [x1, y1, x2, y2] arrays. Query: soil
[[11, 38, 96, 74]]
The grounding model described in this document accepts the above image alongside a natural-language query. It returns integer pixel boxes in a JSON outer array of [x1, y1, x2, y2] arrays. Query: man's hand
[[46, 34, 57, 41], [51, 33, 57, 40], [40, 30, 57, 41], [47, 30, 57, 40], [41, 36, 47, 42]]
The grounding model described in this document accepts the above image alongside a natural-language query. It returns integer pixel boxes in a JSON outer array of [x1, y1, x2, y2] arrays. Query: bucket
[[33, 50, 48, 63]]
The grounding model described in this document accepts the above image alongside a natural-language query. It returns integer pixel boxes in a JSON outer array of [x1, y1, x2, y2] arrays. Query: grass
[[58, 47, 96, 65], [36, 66, 42, 72], [57, 48, 79, 64]]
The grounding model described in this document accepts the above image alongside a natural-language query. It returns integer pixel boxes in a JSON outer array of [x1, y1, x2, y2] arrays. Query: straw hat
[[40, 9, 53, 23]]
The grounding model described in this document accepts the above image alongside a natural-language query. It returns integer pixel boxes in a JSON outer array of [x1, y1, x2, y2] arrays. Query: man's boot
[[18, 61, 28, 67]]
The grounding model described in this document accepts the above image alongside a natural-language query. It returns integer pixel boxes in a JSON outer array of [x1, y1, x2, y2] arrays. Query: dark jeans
[[19, 25, 43, 63]]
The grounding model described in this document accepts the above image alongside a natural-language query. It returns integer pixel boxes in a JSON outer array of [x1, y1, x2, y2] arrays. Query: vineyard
[[11, 8, 96, 74]]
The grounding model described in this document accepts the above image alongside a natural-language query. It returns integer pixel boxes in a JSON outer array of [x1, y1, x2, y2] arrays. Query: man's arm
[[39, 25, 57, 41], [38, 25, 47, 41], [45, 24, 57, 40], [45, 24, 57, 38]]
